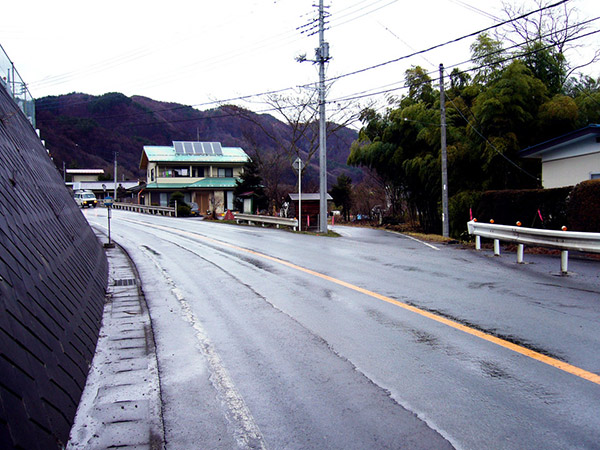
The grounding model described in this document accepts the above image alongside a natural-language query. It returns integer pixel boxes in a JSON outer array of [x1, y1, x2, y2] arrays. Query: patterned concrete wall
[[0, 86, 108, 448]]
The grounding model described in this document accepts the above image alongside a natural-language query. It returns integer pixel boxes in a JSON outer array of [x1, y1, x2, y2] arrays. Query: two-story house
[[139, 141, 250, 214]]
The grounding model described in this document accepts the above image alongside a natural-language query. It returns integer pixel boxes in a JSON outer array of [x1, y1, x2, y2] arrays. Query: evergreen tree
[[233, 159, 268, 212], [330, 174, 353, 221]]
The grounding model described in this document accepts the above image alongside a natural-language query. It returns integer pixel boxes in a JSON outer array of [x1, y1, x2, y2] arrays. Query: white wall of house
[[542, 152, 600, 188], [72, 174, 100, 182], [243, 198, 253, 214]]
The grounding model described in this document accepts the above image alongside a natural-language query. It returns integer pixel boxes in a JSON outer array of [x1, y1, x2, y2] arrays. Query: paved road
[[84, 208, 600, 449]]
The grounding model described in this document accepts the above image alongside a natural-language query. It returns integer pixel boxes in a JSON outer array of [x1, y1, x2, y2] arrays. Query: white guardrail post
[[234, 213, 298, 231], [112, 202, 176, 217], [467, 220, 600, 275]]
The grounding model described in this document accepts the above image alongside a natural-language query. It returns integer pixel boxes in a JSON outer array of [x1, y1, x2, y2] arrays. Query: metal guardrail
[[467, 220, 600, 274], [112, 202, 176, 217], [0, 43, 35, 127], [234, 213, 298, 231]]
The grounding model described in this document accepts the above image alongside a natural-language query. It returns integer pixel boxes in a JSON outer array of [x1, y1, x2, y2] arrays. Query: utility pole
[[439, 64, 449, 238], [113, 152, 118, 200], [317, 0, 329, 233]]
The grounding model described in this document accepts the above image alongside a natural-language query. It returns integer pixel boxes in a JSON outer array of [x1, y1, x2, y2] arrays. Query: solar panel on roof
[[212, 142, 223, 155], [192, 142, 204, 155], [173, 141, 225, 156], [174, 141, 185, 154], [202, 142, 214, 155]]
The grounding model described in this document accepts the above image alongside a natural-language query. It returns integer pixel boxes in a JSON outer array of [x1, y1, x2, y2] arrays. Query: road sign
[[292, 157, 304, 174]]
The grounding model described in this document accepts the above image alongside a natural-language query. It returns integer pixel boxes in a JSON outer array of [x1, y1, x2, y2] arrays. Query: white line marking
[[140, 246, 267, 449], [387, 231, 440, 251]]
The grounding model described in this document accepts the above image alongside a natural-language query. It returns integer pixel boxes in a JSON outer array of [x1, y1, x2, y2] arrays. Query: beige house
[[139, 141, 249, 214], [521, 124, 600, 188], [67, 168, 104, 182]]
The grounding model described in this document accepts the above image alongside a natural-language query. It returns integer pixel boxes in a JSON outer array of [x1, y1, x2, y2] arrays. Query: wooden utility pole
[[440, 64, 449, 238]]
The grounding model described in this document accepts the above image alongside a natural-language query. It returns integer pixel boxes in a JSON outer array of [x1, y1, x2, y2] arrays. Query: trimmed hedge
[[449, 190, 482, 240], [473, 187, 572, 230], [567, 179, 600, 232], [449, 180, 600, 238]]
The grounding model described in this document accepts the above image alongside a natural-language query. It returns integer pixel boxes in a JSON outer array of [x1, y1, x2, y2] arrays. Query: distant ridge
[[35, 92, 362, 188]]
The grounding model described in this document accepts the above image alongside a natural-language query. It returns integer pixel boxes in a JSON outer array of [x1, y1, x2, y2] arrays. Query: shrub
[[449, 191, 482, 240], [169, 191, 186, 207], [473, 187, 571, 230], [177, 205, 192, 217], [567, 179, 600, 232]]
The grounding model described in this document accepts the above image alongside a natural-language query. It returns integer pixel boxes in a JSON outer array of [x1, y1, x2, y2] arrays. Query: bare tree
[[499, 0, 600, 79], [241, 129, 288, 209], [228, 88, 364, 178]]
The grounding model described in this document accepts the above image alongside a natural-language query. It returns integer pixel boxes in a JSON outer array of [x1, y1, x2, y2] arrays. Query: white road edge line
[[140, 246, 268, 450], [386, 230, 440, 251]]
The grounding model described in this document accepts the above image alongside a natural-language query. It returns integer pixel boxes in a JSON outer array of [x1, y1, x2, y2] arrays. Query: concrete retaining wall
[[0, 86, 108, 448]]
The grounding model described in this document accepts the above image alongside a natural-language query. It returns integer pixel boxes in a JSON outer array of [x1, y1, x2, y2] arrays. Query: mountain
[[35, 92, 362, 188]]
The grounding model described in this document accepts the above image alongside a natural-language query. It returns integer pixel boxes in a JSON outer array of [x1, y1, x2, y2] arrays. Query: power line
[[328, 23, 600, 105], [37, 0, 582, 124], [323, 0, 571, 84], [446, 0, 503, 22]]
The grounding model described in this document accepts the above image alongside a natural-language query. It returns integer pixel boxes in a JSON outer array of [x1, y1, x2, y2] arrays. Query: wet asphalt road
[[85, 209, 600, 449]]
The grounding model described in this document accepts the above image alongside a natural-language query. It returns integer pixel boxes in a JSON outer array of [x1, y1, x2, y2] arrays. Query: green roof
[[140, 141, 250, 169], [144, 177, 239, 190]]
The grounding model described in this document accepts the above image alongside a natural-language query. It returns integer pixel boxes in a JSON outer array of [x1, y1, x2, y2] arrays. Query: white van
[[74, 190, 98, 208]]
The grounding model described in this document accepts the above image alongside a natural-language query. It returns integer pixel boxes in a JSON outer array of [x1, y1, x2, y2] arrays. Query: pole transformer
[[317, 0, 329, 233], [439, 64, 449, 238]]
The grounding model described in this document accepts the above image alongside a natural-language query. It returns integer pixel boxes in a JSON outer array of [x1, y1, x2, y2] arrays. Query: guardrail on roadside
[[234, 213, 298, 231], [112, 202, 176, 217], [467, 220, 600, 274], [1, 43, 36, 127]]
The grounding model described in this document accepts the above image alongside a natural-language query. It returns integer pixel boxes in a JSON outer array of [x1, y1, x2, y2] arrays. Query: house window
[[192, 166, 205, 177], [591, 173, 600, 180], [217, 168, 233, 177], [150, 168, 155, 182], [159, 166, 189, 177], [160, 193, 168, 206]]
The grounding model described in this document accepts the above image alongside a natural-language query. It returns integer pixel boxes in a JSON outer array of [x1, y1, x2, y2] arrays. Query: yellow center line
[[127, 218, 600, 386]]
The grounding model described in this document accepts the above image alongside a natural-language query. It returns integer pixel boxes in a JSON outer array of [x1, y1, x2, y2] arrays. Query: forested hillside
[[348, 20, 600, 233], [35, 93, 361, 188]]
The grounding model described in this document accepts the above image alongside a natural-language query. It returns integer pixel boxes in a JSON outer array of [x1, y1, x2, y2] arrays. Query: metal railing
[[0, 43, 35, 127], [112, 202, 176, 217], [234, 213, 298, 231], [467, 220, 600, 274]]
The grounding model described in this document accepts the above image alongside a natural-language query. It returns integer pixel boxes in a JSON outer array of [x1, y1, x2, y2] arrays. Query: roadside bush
[[567, 179, 600, 231], [449, 191, 482, 240], [169, 191, 185, 207], [473, 187, 571, 230], [177, 205, 192, 217]]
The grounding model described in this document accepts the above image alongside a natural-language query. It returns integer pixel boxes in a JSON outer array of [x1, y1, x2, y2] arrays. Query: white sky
[[2, 0, 599, 115]]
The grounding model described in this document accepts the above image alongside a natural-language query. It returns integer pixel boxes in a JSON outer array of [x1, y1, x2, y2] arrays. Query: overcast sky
[[2, 0, 599, 115]]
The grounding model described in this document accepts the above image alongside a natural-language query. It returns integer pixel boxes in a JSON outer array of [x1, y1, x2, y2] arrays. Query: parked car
[[189, 202, 201, 216], [74, 191, 98, 208]]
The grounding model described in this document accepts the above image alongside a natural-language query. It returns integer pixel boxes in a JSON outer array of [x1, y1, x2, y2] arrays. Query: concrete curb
[[67, 235, 165, 449]]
